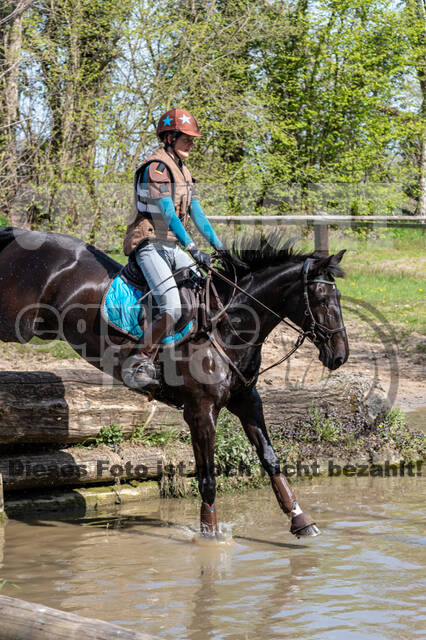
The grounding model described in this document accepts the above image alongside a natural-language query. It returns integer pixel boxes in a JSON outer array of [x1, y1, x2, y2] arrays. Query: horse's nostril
[[334, 356, 344, 367]]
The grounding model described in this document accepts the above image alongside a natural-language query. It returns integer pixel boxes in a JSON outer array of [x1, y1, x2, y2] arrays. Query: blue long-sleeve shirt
[[156, 196, 222, 250]]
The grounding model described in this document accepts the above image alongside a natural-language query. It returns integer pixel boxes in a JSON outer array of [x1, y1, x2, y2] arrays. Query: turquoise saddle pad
[[103, 273, 193, 343]]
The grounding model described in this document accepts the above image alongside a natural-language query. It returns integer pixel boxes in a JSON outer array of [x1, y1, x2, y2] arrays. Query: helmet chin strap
[[164, 132, 183, 166]]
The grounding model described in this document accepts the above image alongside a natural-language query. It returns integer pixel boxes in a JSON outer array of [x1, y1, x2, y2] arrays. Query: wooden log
[[0, 370, 185, 445], [0, 370, 388, 446], [0, 443, 195, 491], [0, 595, 160, 640], [259, 372, 390, 431]]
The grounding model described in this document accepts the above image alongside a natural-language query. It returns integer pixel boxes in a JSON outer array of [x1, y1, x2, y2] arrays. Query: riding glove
[[187, 243, 211, 268]]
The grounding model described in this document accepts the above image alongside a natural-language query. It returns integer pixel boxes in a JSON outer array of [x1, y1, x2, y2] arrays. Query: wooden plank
[[0, 372, 390, 492], [0, 594, 160, 640]]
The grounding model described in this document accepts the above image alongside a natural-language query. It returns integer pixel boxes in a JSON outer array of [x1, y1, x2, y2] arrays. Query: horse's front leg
[[228, 388, 320, 537], [183, 398, 220, 537]]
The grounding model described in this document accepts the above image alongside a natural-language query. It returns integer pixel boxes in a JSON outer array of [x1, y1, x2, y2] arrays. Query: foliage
[[377, 408, 426, 460], [302, 407, 342, 443], [0, 0, 424, 248], [131, 426, 182, 446], [94, 424, 125, 448], [214, 409, 258, 476]]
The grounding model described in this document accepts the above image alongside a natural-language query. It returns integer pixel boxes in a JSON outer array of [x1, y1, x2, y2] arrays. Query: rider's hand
[[187, 243, 211, 268]]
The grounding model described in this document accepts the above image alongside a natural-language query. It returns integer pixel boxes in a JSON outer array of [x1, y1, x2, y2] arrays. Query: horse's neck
[[225, 263, 301, 344]]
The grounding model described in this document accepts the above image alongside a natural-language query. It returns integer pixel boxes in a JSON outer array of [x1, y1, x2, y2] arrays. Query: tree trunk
[[0, 2, 31, 214]]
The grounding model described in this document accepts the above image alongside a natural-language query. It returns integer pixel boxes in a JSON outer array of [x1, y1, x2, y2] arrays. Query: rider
[[122, 108, 222, 388]]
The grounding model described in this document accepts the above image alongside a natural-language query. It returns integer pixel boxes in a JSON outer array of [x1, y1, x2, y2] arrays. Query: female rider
[[122, 108, 222, 388]]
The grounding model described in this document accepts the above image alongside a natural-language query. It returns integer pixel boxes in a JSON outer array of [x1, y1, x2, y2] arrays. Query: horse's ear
[[310, 255, 332, 275], [330, 249, 346, 265], [310, 249, 346, 277]]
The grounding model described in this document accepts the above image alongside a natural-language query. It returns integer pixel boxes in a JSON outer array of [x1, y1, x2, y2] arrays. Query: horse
[[0, 226, 348, 537]]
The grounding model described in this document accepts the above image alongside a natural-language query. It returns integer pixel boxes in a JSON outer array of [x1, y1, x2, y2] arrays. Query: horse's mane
[[217, 230, 344, 278]]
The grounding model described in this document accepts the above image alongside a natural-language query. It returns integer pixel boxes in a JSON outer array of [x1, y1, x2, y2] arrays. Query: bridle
[[205, 256, 347, 387], [301, 258, 347, 346]]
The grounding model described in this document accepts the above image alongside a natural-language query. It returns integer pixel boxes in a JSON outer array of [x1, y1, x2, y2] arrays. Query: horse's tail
[[0, 226, 24, 253]]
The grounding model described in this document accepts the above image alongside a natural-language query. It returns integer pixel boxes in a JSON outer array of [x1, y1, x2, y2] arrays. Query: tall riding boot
[[122, 312, 174, 389]]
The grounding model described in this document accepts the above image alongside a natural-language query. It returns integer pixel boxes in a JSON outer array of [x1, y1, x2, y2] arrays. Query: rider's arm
[[189, 198, 222, 249], [156, 196, 194, 249], [145, 163, 194, 248]]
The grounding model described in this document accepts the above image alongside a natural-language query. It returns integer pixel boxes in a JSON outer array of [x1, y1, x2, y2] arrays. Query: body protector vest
[[123, 147, 194, 255]]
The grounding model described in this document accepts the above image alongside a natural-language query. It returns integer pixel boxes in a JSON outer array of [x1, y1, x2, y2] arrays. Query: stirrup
[[122, 355, 160, 390]]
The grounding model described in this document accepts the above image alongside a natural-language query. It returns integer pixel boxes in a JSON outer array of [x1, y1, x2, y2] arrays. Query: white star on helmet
[[179, 114, 191, 124]]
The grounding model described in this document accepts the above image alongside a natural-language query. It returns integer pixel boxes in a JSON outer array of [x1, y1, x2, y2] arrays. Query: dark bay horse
[[0, 227, 348, 537]]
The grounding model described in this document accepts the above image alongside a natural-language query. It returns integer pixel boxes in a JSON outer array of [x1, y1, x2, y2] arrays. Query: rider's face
[[173, 134, 195, 159]]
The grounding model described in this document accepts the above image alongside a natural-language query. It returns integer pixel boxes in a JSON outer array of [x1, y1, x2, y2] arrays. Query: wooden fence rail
[[207, 215, 425, 255]]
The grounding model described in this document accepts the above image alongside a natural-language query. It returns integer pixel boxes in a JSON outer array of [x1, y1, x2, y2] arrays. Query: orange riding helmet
[[157, 108, 202, 138]]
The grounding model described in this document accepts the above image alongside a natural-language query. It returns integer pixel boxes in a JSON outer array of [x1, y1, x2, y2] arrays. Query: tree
[[403, 0, 426, 215], [0, 1, 33, 216]]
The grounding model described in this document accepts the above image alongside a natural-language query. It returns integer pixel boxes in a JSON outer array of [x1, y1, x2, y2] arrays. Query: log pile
[[0, 443, 195, 491], [0, 369, 390, 493]]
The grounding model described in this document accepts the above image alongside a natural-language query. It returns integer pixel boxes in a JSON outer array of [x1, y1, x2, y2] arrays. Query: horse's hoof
[[294, 523, 321, 538]]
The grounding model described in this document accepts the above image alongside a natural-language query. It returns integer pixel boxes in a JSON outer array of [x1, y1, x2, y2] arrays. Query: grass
[[377, 408, 426, 461], [338, 271, 425, 333], [330, 228, 425, 334], [214, 409, 258, 477], [0, 578, 20, 592], [132, 425, 183, 446]]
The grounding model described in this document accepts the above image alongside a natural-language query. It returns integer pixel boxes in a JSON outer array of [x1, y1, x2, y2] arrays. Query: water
[[1, 475, 425, 639], [406, 407, 426, 433]]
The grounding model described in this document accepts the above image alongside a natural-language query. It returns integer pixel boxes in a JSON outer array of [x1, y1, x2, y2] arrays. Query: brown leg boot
[[200, 502, 218, 537], [121, 312, 174, 390], [271, 473, 320, 537]]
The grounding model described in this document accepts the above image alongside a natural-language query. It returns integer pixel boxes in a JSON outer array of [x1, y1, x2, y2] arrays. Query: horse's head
[[213, 237, 349, 372], [289, 250, 349, 371]]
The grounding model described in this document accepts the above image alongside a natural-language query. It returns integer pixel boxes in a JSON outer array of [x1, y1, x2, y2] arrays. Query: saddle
[[102, 253, 206, 346]]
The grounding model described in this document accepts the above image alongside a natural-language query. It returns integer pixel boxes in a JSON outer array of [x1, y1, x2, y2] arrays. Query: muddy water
[[406, 407, 426, 433], [1, 475, 425, 639]]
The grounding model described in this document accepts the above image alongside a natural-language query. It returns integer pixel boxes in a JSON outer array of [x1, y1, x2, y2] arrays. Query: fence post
[[314, 213, 329, 256]]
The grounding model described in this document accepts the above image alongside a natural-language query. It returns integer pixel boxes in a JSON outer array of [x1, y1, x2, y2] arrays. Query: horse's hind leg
[[183, 399, 219, 537], [228, 388, 320, 538]]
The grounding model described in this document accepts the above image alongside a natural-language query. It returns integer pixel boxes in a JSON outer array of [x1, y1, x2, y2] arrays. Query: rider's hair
[[159, 130, 183, 146]]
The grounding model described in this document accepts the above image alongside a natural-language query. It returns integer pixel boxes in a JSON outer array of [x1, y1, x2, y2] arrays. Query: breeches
[[134, 240, 196, 325]]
